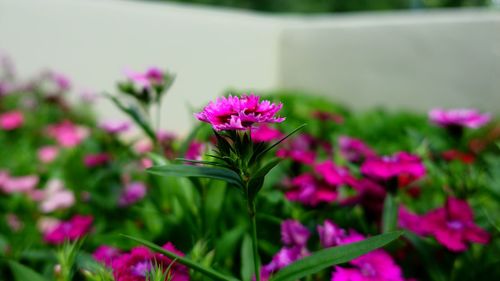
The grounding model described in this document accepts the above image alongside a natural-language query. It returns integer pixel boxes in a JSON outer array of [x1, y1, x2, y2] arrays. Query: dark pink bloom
[[285, 173, 337, 206], [44, 215, 93, 245], [314, 161, 353, 186], [342, 179, 386, 215], [195, 94, 284, 131], [112, 242, 189, 281], [93, 245, 123, 267], [338, 136, 376, 163], [0, 110, 24, 130], [258, 246, 308, 281], [421, 197, 490, 252], [360, 152, 425, 182], [185, 141, 205, 162], [429, 108, 491, 129], [276, 134, 317, 165], [332, 250, 404, 281], [100, 120, 131, 134], [125, 67, 165, 89], [251, 124, 283, 142], [281, 220, 310, 247], [312, 111, 344, 124], [441, 149, 475, 164], [317, 220, 347, 248], [119, 182, 147, 207], [37, 146, 59, 163], [46, 121, 88, 147], [397, 206, 427, 235], [84, 153, 111, 167]]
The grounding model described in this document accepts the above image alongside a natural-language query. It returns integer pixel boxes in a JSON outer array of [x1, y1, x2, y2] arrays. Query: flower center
[[447, 220, 464, 230], [360, 262, 377, 277]]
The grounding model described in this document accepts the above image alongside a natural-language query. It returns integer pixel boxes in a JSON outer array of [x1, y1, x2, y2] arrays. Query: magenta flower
[[397, 206, 427, 235], [46, 121, 88, 147], [342, 179, 386, 215], [37, 146, 59, 163], [314, 161, 353, 186], [281, 220, 310, 247], [0, 110, 24, 130], [84, 153, 111, 167], [251, 124, 283, 142], [285, 173, 338, 206], [100, 120, 131, 134], [360, 152, 425, 182], [119, 182, 147, 207], [195, 94, 284, 131], [331, 250, 404, 281], [185, 141, 205, 163], [258, 246, 308, 281], [111, 242, 189, 281], [338, 136, 376, 163], [125, 67, 165, 89], [276, 134, 317, 165], [317, 220, 347, 248], [429, 108, 491, 129], [93, 245, 123, 267], [44, 215, 93, 245], [421, 197, 490, 252]]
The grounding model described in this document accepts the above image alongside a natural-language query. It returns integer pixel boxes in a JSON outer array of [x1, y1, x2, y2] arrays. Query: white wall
[[1, 0, 499, 134]]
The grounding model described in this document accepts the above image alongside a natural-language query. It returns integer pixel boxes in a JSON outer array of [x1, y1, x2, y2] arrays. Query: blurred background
[[1, 0, 499, 134]]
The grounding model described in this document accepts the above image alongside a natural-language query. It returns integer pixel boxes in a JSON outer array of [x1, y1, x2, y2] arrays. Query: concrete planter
[[1, 0, 499, 133]]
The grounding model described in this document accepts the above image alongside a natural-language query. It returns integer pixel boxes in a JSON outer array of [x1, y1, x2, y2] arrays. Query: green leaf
[[381, 194, 398, 233], [122, 235, 238, 281], [241, 235, 254, 281], [179, 125, 202, 158], [215, 224, 247, 261], [404, 232, 448, 281], [205, 181, 227, 230], [248, 158, 282, 200], [270, 231, 403, 281], [176, 158, 226, 167], [147, 164, 243, 189], [8, 260, 49, 281], [147, 152, 168, 166]]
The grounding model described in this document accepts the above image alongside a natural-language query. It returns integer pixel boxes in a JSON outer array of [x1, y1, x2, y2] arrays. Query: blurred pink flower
[[285, 173, 338, 206], [397, 206, 427, 235], [44, 215, 93, 245], [84, 153, 111, 167], [37, 179, 75, 213], [125, 67, 165, 89], [185, 141, 205, 163], [119, 182, 147, 207], [0, 110, 24, 130], [139, 158, 153, 169], [276, 134, 317, 165], [100, 120, 131, 134], [258, 246, 308, 281], [6, 213, 23, 232], [195, 94, 284, 131], [317, 220, 347, 248], [93, 245, 123, 267], [112, 242, 189, 281], [429, 108, 490, 129], [46, 120, 88, 147], [52, 72, 71, 92], [0, 174, 39, 193], [37, 217, 61, 234], [314, 161, 353, 186], [251, 124, 283, 142], [360, 152, 425, 182], [134, 139, 153, 154], [281, 220, 310, 247], [332, 250, 404, 281], [37, 146, 59, 163], [338, 136, 376, 163]]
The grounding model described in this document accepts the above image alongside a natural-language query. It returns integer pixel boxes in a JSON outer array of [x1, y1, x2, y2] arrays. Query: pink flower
[[52, 72, 71, 92], [397, 206, 427, 235], [276, 134, 317, 165], [46, 120, 88, 147], [318, 220, 347, 248], [421, 197, 490, 252], [112, 242, 189, 281], [37, 146, 59, 163], [281, 220, 310, 247], [1, 174, 39, 194], [314, 161, 353, 186], [331, 250, 404, 281], [185, 141, 205, 163], [84, 153, 111, 167], [429, 108, 491, 129], [195, 94, 284, 131], [360, 152, 425, 182], [100, 120, 131, 134], [258, 246, 308, 281], [0, 110, 24, 130], [285, 173, 337, 206], [125, 67, 165, 89], [93, 245, 123, 267], [44, 215, 93, 245], [119, 182, 147, 207], [251, 124, 283, 142], [338, 136, 376, 163], [37, 179, 75, 213]]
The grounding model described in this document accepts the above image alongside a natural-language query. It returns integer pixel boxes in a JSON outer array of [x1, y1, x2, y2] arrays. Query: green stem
[[248, 200, 261, 281]]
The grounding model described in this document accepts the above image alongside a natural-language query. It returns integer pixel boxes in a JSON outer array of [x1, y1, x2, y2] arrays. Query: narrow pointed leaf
[[8, 261, 49, 281], [270, 231, 403, 281], [122, 235, 238, 281], [147, 164, 243, 188], [176, 158, 226, 167], [252, 124, 306, 163]]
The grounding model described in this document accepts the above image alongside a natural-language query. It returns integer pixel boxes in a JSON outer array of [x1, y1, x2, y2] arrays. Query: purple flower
[[84, 153, 111, 167], [119, 182, 147, 207], [111, 242, 189, 281], [251, 124, 283, 142], [281, 220, 310, 247], [317, 220, 347, 248], [258, 246, 308, 281], [100, 120, 131, 134], [338, 136, 376, 163], [0, 110, 24, 130], [421, 197, 490, 252], [285, 173, 337, 207], [195, 94, 284, 131], [44, 215, 93, 245], [93, 245, 123, 267], [276, 134, 317, 165], [429, 108, 491, 129], [360, 152, 425, 182]]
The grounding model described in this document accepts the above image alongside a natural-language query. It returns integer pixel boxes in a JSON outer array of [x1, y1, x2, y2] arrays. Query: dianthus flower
[[314, 161, 354, 186], [100, 120, 131, 134], [46, 120, 88, 148], [37, 179, 75, 213], [44, 215, 93, 245], [281, 220, 311, 247], [84, 153, 111, 167], [331, 250, 404, 281], [338, 136, 376, 163], [195, 94, 284, 131], [276, 134, 318, 165], [125, 67, 165, 90], [0, 174, 39, 194], [251, 124, 283, 142], [0, 110, 24, 130], [119, 182, 147, 207], [93, 245, 123, 267], [285, 173, 338, 207], [111, 243, 189, 281], [37, 146, 59, 163], [429, 108, 490, 129], [185, 141, 205, 163], [360, 152, 425, 184]]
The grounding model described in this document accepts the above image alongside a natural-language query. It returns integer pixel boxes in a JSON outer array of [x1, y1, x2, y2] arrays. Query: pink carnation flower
[[429, 108, 491, 129], [331, 250, 404, 281], [125, 67, 165, 89], [100, 120, 131, 134], [84, 153, 111, 167], [276, 134, 317, 165], [338, 136, 376, 163], [93, 245, 123, 267], [185, 141, 205, 163], [111, 242, 189, 281], [285, 173, 338, 207], [314, 161, 353, 186], [0, 110, 24, 130], [1, 174, 39, 194], [251, 124, 283, 142], [281, 220, 310, 247], [44, 215, 93, 245], [37, 146, 60, 163], [195, 94, 285, 131], [118, 182, 147, 207], [360, 152, 425, 182], [46, 120, 88, 147]]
